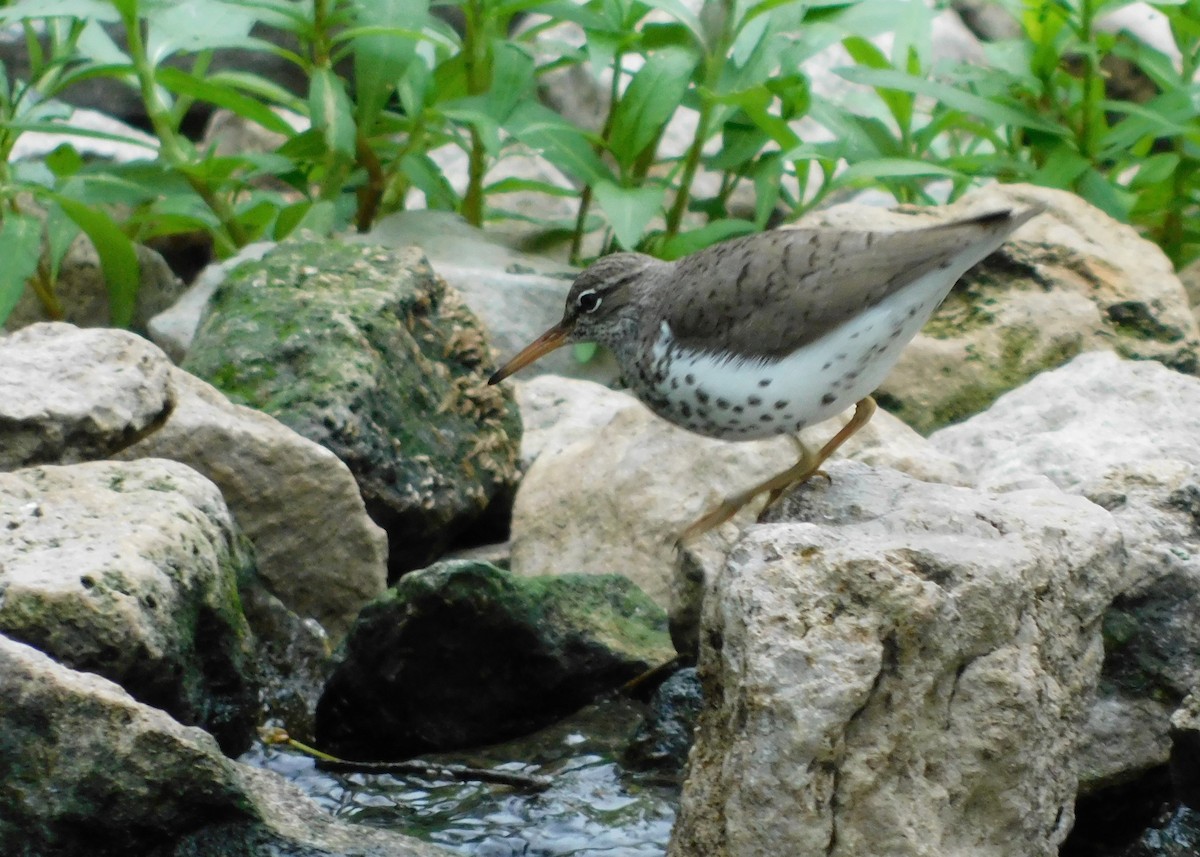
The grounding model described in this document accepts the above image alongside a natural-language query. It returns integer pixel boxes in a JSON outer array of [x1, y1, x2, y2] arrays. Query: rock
[[812, 183, 1200, 434], [0, 459, 259, 754], [1171, 692, 1200, 810], [118, 368, 388, 642], [315, 559, 673, 760], [9, 106, 158, 162], [931, 350, 1200, 789], [1115, 806, 1200, 857], [0, 635, 451, 857], [0, 323, 174, 469], [626, 666, 703, 775], [355, 209, 619, 384], [148, 242, 274, 362], [1180, 258, 1200, 314], [669, 462, 1123, 857], [4, 233, 186, 334], [509, 375, 966, 608], [181, 238, 522, 577]]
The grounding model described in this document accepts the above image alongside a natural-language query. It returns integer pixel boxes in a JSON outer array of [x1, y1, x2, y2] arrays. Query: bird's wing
[[657, 209, 1037, 360]]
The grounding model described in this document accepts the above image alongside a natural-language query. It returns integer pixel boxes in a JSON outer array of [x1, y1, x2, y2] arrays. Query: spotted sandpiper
[[489, 201, 1044, 542]]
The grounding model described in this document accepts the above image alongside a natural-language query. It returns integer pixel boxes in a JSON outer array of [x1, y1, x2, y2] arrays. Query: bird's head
[[488, 252, 661, 384]]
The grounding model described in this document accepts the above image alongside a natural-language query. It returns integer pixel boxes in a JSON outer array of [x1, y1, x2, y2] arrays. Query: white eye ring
[[577, 290, 602, 313]]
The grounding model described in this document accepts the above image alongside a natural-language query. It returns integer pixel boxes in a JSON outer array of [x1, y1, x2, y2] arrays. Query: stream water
[[243, 698, 680, 856]]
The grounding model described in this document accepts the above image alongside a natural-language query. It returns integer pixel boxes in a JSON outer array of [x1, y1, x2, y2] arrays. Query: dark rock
[[1170, 692, 1200, 811], [626, 667, 702, 774], [181, 238, 522, 578], [0, 635, 451, 857], [315, 560, 674, 760], [1117, 806, 1200, 857]]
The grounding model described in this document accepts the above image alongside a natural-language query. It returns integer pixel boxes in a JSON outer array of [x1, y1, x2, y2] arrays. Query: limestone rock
[[669, 462, 1123, 857], [119, 368, 387, 642], [0, 459, 259, 754], [316, 560, 673, 760], [824, 183, 1200, 434], [0, 635, 451, 857], [509, 375, 966, 608], [182, 238, 522, 576], [0, 323, 174, 469], [932, 350, 1200, 789]]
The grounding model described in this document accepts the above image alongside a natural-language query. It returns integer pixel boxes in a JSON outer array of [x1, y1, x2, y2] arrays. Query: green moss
[[900, 326, 1084, 434]]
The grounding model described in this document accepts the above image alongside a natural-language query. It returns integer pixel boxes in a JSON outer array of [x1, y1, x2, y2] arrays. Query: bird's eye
[[577, 290, 602, 313]]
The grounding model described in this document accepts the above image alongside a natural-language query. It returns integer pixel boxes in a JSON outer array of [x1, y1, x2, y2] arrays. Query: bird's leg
[[677, 397, 877, 545]]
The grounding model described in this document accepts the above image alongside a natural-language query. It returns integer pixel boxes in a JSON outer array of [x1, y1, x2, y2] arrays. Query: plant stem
[[460, 0, 489, 226], [120, 6, 243, 254], [1076, 0, 1098, 160]]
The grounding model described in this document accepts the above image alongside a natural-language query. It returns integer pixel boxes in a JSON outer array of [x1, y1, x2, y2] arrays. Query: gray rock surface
[[509, 373, 966, 608], [0, 323, 174, 469], [0, 635, 450, 857], [828, 184, 1200, 433], [119, 367, 388, 642], [0, 458, 259, 753], [669, 462, 1123, 857], [932, 350, 1200, 789]]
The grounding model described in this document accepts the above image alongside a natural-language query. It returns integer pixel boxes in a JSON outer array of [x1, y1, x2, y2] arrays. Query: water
[[243, 698, 680, 856]]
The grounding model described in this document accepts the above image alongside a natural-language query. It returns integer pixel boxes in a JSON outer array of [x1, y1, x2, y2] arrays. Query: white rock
[[931, 350, 1200, 787], [0, 323, 173, 469], [118, 368, 388, 642], [670, 462, 1123, 857]]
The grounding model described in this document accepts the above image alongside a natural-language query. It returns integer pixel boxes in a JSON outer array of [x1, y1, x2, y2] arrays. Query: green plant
[[0, 0, 1197, 331]]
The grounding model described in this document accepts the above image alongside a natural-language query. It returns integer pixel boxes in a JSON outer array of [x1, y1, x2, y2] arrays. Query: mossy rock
[[183, 239, 522, 576], [315, 560, 673, 759]]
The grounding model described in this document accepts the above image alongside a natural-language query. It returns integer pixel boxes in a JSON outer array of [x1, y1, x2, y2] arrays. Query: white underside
[[646, 265, 960, 440]]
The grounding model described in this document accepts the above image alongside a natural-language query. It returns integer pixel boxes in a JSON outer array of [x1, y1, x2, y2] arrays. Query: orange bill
[[488, 321, 572, 385]]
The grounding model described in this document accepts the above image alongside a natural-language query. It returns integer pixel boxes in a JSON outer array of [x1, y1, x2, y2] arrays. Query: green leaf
[[54, 197, 141, 328], [609, 46, 698, 170], [751, 152, 783, 228], [487, 40, 536, 123], [275, 199, 337, 239], [505, 101, 614, 186], [0, 214, 41, 327], [402, 152, 460, 209], [308, 67, 357, 158], [835, 66, 1070, 137], [659, 219, 757, 260], [592, 180, 663, 249], [573, 341, 598, 363], [144, 0, 259, 64], [833, 158, 962, 184], [156, 66, 296, 135], [638, 0, 705, 47], [45, 203, 81, 283], [351, 0, 429, 133]]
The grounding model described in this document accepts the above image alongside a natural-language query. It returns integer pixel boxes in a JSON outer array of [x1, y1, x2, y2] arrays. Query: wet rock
[[0, 323, 174, 469], [1116, 806, 1200, 857], [0, 635, 450, 857], [670, 462, 1123, 857], [932, 351, 1200, 790], [832, 183, 1200, 434], [626, 667, 702, 775], [1170, 692, 1200, 810], [316, 559, 673, 760], [182, 239, 522, 577], [0, 459, 259, 754]]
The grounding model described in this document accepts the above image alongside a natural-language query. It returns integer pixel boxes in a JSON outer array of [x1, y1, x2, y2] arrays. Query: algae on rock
[[183, 239, 522, 576]]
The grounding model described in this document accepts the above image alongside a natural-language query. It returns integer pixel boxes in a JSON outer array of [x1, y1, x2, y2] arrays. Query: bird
[[488, 201, 1045, 542]]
